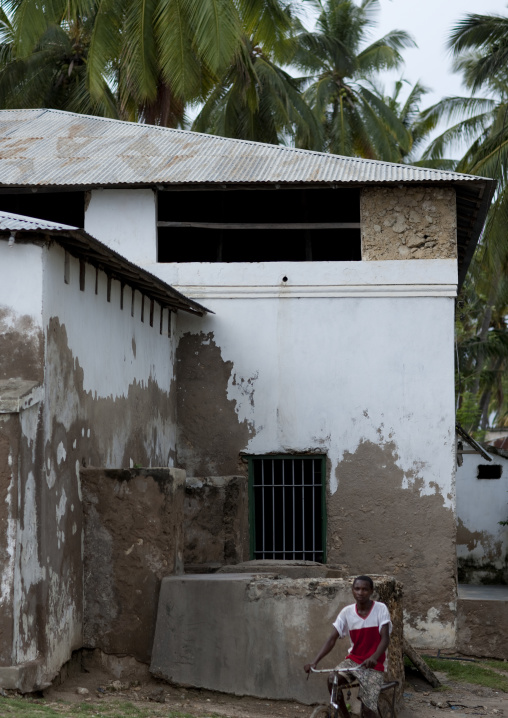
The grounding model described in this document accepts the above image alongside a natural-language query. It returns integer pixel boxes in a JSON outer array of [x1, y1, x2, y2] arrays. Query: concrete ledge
[[0, 659, 49, 692], [150, 574, 403, 704]]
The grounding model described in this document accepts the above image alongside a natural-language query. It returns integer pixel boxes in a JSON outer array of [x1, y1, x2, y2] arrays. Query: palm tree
[[291, 0, 415, 159], [418, 10, 508, 435], [192, 3, 323, 147], [0, 0, 243, 126]]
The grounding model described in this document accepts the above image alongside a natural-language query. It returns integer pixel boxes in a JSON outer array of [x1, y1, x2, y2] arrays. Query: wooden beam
[[157, 221, 361, 230]]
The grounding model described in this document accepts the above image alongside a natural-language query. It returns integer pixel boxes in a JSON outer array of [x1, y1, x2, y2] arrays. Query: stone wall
[[361, 187, 457, 261], [151, 574, 403, 704], [184, 476, 249, 568], [82, 468, 185, 664]]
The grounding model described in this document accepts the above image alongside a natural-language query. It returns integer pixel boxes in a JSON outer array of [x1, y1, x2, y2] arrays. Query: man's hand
[[304, 662, 316, 674], [359, 656, 377, 669]]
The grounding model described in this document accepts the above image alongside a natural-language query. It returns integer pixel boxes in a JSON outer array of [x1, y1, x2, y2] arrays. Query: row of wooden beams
[[157, 221, 361, 230]]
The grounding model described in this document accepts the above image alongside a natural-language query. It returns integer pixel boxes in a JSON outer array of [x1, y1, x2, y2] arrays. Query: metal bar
[[301, 459, 305, 559], [157, 221, 361, 230], [282, 460, 286, 559], [261, 461, 265, 559], [312, 459, 316, 562], [292, 460, 295, 560], [272, 459, 275, 559]]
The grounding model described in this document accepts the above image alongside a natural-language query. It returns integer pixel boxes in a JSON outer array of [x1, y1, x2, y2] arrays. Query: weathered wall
[[82, 468, 185, 663], [456, 453, 508, 584], [361, 187, 457, 261], [0, 241, 44, 383], [457, 596, 508, 659], [184, 476, 249, 567], [152, 257, 458, 647], [0, 236, 180, 690], [150, 574, 403, 704]]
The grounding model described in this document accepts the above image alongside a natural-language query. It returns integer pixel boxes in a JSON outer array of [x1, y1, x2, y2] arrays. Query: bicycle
[[307, 666, 398, 718]]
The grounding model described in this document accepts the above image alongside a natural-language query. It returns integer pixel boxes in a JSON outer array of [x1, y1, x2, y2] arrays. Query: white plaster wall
[[0, 241, 43, 326], [43, 244, 173, 401], [456, 452, 508, 569], [156, 258, 457, 505], [172, 292, 456, 501], [85, 189, 157, 264]]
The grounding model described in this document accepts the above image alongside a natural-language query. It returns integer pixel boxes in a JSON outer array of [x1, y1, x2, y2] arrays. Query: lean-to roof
[[0, 210, 208, 316]]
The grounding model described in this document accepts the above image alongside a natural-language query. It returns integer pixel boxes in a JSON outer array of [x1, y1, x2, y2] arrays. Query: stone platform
[[150, 573, 403, 704]]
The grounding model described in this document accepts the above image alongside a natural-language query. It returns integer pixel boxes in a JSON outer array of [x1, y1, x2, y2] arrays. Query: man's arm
[[303, 627, 340, 673], [359, 623, 390, 669]]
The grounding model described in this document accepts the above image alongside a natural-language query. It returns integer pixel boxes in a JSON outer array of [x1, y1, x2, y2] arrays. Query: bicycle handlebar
[[310, 667, 363, 673]]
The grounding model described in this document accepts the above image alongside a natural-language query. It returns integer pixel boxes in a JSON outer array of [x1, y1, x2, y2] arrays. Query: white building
[[0, 109, 495, 689]]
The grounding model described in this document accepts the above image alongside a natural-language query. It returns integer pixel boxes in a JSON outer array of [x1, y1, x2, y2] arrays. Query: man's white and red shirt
[[332, 601, 392, 672]]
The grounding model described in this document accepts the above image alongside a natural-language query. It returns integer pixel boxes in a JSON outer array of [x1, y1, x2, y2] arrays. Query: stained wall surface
[[82, 468, 185, 663], [456, 453, 508, 584], [0, 236, 179, 691], [85, 186, 460, 647]]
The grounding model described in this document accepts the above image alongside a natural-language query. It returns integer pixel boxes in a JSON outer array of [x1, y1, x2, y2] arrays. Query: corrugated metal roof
[[0, 210, 208, 316], [0, 209, 76, 231], [0, 108, 493, 187]]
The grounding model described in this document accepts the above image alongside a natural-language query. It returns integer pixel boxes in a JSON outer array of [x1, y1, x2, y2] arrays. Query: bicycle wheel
[[309, 704, 331, 718]]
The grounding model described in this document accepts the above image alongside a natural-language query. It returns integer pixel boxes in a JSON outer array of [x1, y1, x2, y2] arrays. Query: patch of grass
[[421, 657, 508, 692], [0, 698, 204, 718]]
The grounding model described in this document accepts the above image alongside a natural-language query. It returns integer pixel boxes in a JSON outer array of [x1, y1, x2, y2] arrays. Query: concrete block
[[457, 597, 508, 659], [82, 467, 185, 663], [150, 574, 403, 704]]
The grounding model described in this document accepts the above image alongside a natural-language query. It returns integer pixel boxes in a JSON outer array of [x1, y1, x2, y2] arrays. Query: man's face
[[352, 580, 373, 605]]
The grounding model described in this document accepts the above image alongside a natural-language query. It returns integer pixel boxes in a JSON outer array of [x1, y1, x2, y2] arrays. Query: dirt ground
[[35, 663, 506, 718]]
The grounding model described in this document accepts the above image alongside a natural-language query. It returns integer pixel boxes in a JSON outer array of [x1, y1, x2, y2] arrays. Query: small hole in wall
[[282, 276, 288, 282], [423, 235, 429, 239], [477, 464, 502, 479]]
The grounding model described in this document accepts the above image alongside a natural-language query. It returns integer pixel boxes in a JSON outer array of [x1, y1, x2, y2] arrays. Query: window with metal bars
[[248, 455, 326, 563]]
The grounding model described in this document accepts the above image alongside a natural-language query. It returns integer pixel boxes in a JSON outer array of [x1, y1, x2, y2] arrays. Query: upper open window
[[157, 187, 360, 262]]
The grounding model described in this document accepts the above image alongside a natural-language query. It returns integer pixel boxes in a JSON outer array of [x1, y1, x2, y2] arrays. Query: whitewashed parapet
[[361, 186, 457, 261]]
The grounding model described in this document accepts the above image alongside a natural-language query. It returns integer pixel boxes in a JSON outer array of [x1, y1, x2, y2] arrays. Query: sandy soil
[[35, 664, 506, 718]]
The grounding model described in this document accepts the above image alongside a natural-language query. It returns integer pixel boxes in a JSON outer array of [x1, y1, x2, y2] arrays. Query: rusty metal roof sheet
[[0, 209, 208, 316], [0, 108, 495, 188]]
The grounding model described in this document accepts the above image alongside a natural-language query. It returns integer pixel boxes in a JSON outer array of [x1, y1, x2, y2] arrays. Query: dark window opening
[[249, 455, 325, 562], [0, 191, 85, 228], [158, 188, 360, 263], [477, 464, 502, 479]]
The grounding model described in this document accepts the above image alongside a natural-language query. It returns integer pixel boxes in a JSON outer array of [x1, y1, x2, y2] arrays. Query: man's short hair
[[353, 575, 374, 589]]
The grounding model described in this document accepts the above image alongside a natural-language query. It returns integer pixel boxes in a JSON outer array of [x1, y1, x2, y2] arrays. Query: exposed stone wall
[[184, 476, 249, 567], [361, 186, 457, 261], [82, 468, 185, 664], [175, 332, 253, 478], [328, 440, 457, 649]]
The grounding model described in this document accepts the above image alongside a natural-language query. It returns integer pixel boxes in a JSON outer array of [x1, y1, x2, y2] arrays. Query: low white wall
[[457, 452, 508, 583]]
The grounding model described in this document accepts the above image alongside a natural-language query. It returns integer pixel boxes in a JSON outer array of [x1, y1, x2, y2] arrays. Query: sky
[[301, 0, 508, 106], [374, 0, 508, 106]]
